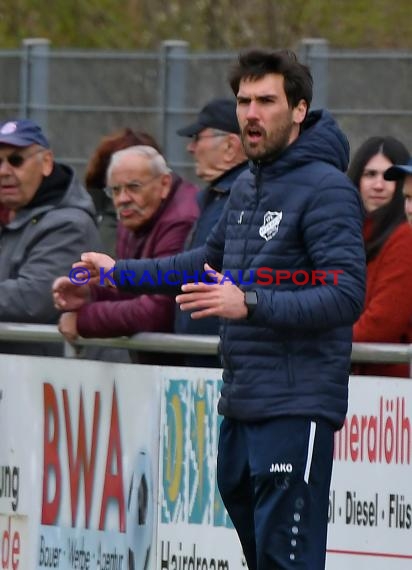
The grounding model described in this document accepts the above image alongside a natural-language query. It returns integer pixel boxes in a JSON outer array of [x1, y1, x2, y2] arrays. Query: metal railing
[[0, 322, 411, 375], [0, 322, 219, 358]]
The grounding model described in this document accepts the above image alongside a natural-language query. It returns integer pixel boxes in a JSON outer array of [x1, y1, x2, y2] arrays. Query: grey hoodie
[[0, 163, 101, 324]]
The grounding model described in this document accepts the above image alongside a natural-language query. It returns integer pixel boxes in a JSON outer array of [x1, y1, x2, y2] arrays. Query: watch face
[[245, 291, 257, 319], [245, 291, 258, 308]]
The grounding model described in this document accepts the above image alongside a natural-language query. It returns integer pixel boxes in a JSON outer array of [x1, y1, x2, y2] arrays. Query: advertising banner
[[1, 354, 412, 569], [157, 370, 412, 570], [0, 355, 161, 570], [327, 376, 412, 569], [157, 369, 245, 570]]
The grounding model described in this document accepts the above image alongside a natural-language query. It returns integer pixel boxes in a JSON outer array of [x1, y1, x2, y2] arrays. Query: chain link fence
[[0, 38, 411, 184]]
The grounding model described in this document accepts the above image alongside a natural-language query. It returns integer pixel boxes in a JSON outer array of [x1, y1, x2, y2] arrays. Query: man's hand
[[73, 252, 117, 287], [58, 312, 79, 343], [53, 276, 90, 311], [176, 263, 248, 320]]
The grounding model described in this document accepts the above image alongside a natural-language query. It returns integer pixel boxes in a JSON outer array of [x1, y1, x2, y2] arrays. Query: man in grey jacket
[[0, 119, 101, 353]]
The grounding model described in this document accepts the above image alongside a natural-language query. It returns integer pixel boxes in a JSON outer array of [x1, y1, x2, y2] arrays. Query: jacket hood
[[251, 109, 350, 177], [8, 163, 96, 229]]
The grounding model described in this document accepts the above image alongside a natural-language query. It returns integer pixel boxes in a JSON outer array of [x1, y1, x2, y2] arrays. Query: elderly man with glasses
[[0, 119, 101, 354], [55, 145, 199, 362]]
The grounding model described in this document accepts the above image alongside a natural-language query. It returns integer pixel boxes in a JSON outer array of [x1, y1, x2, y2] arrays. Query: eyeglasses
[[191, 133, 227, 143], [0, 147, 45, 168], [104, 175, 159, 199]]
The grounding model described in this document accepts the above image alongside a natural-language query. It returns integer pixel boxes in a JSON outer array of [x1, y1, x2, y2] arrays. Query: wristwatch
[[244, 290, 258, 319]]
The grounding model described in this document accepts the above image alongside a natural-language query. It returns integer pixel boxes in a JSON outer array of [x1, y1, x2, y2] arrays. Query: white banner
[[1, 355, 411, 569], [156, 370, 412, 570], [327, 376, 412, 569], [0, 355, 161, 570]]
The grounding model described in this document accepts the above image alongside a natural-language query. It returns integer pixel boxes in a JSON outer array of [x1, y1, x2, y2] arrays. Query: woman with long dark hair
[[348, 136, 412, 377]]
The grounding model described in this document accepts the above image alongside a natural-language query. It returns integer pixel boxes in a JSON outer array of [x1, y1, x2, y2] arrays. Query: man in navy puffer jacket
[[54, 49, 366, 570]]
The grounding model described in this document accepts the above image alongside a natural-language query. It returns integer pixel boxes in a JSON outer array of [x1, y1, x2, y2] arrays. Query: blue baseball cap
[[0, 119, 50, 148], [384, 158, 412, 181]]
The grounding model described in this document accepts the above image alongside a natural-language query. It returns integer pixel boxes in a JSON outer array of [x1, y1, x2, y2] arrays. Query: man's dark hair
[[228, 48, 313, 111], [347, 136, 411, 262]]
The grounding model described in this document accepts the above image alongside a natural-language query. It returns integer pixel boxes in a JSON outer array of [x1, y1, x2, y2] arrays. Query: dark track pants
[[217, 417, 334, 570]]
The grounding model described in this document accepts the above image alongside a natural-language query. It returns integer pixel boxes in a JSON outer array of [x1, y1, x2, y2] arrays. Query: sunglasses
[[0, 148, 44, 168]]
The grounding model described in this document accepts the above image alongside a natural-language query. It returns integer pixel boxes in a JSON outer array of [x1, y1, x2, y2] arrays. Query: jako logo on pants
[[270, 463, 293, 473]]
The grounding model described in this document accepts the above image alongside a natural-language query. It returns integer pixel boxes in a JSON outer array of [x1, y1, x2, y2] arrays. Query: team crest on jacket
[[259, 211, 283, 241]]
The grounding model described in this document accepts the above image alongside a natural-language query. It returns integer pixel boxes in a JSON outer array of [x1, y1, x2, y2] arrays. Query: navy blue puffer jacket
[[115, 110, 366, 429]]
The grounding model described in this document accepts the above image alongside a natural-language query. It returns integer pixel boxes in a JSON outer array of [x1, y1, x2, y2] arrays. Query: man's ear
[[160, 172, 172, 199], [224, 134, 240, 156], [225, 134, 246, 162], [223, 134, 233, 151], [41, 150, 54, 177], [293, 99, 308, 126]]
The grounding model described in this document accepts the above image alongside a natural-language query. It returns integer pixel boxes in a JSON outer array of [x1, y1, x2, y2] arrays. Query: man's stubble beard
[[241, 114, 295, 162]]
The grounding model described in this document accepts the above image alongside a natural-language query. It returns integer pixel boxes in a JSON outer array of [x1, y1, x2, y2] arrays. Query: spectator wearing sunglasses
[[0, 118, 101, 354], [54, 145, 199, 363]]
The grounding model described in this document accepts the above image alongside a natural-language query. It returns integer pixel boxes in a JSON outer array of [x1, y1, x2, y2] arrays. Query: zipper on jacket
[[254, 161, 263, 199], [241, 163, 262, 266]]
